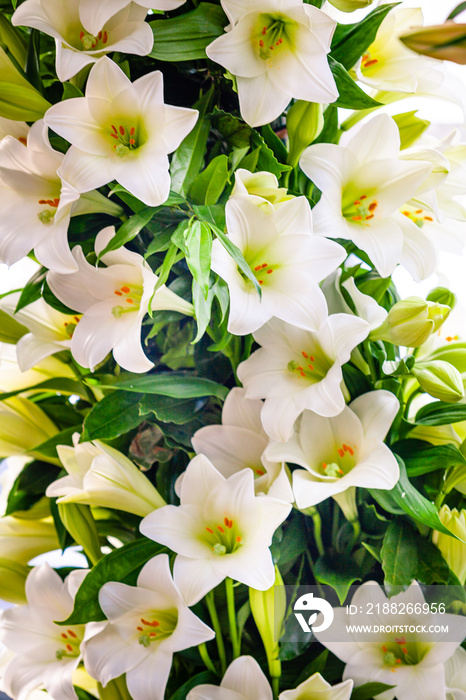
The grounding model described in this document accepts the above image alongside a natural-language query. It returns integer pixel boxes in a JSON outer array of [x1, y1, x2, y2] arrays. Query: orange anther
[[217, 525, 225, 533], [255, 469, 265, 476], [266, 269, 273, 274], [368, 202, 377, 212], [308, 364, 314, 370], [111, 133, 118, 139], [353, 200, 361, 206], [119, 125, 125, 135], [19, 136, 27, 146], [259, 39, 264, 47], [258, 280, 264, 285], [424, 216, 433, 221], [80, 31, 84, 39], [262, 26, 267, 35], [111, 125, 118, 134], [236, 536, 242, 543], [300, 371, 305, 377], [67, 630, 77, 638], [365, 214, 374, 220], [103, 31, 108, 43], [338, 448, 344, 458], [98, 31, 102, 39], [322, 462, 327, 468], [254, 265, 262, 271], [415, 209, 422, 214], [121, 286, 130, 293], [360, 195, 367, 200], [302, 351, 308, 358], [261, 263, 268, 268], [382, 645, 387, 652], [66, 644, 73, 652], [402, 211, 410, 216], [149, 632, 157, 637], [206, 527, 213, 534], [114, 290, 123, 296], [126, 298, 134, 304], [137, 626, 143, 631], [310, 356, 314, 361], [130, 139, 135, 146], [396, 659, 401, 664], [61, 633, 68, 639], [352, 216, 362, 221], [364, 59, 378, 67]]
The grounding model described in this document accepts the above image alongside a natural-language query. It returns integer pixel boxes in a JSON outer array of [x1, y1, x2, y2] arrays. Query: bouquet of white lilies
[[1, 1, 466, 699]]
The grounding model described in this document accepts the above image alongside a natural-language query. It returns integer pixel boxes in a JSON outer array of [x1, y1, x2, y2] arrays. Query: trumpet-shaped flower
[[321, 269, 387, 331], [78, 0, 187, 36], [192, 387, 293, 501], [47, 226, 194, 373], [230, 168, 293, 208], [237, 310, 369, 442], [314, 581, 466, 700], [0, 515, 60, 565], [140, 455, 292, 605], [44, 58, 198, 206], [0, 115, 28, 142], [0, 293, 79, 372], [445, 647, 466, 700], [280, 673, 353, 700], [265, 391, 400, 521], [0, 563, 88, 700], [0, 342, 75, 393], [12, 1, 154, 82], [300, 114, 434, 278], [205, 0, 338, 127], [46, 433, 166, 516], [0, 119, 122, 273], [0, 396, 58, 460], [82, 554, 214, 700], [432, 506, 466, 585], [187, 656, 273, 700], [211, 195, 345, 334]]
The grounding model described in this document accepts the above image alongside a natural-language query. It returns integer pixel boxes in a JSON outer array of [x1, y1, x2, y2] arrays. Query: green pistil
[[37, 209, 56, 224], [384, 651, 397, 667], [112, 305, 139, 318], [320, 443, 356, 478], [81, 32, 97, 50]]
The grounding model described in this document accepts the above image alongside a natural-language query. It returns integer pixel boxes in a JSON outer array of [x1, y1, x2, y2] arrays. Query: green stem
[[206, 590, 227, 675], [225, 578, 241, 659], [198, 642, 218, 675], [272, 675, 280, 700], [363, 339, 378, 384], [310, 508, 325, 557], [97, 676, 131, 700], [68, 357, 96, 405]]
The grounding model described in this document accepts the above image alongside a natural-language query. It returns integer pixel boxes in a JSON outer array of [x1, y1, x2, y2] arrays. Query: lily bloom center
[[136, 610, 178, 647], [288, 346, 332, 384], [63, 315, 81, 338], [110, 123, 140, 157], [320, 442, 357, 479], [254, 13, 298, 61], [382, 636, 426, 671], [342, 192, 379, 225], [401, 204, 434, 228], [251, 259, 278, 286], [76, 28, 109, 52], [203, 516, 243, 556], [112, 284, 143, 317], [361, 52, 379, 70], [55, 626, 82, 660], [37, 196, 60, 225]]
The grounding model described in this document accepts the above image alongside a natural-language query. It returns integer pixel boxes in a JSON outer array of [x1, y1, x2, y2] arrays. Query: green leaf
[[98, 206, 157, 257], [82, 391, 145, 441], [95, 372, 228, 400], [192, 279, 214, 343], [415, 401, 466, 426], [139, 393, 204, 424], [331, 3, 400, 69], [329, 57, 381, 110], [314, 554, 362, 603], [74, 687, 97, 700], [5, 460, 59, 515], [33, 426, 79, 460], [170, 88, 213, 196], [392, 439, 466, 476], [251, 130, 291, 177], [381, 519, 418, 588], [193, 203, 226, 230], [62, 82, 84, 99], [312, 104, 339, 145], [0, 308, 27, 343], [372, 456, 457, 537], [449, 2, 466, 20], [15, 267, 45, 312], [415, 538, 450, 585], [168, 672, 218, 700], [60, 539, 165, 625], [351, 683, 396, 700], [189, 154, 229, 205], [209, 221, 262, 298], [149, 3, 226, 61], [183, 220, 213, 298], [0, 378, 84, 402], [260, 123, 288, 162]]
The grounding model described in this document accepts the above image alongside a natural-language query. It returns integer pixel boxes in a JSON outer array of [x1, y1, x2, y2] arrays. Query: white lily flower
[[321, 269, 387, 331], [265, 390, 400, 521], [0, 516, 60, 564], [0, 293, 79, 372], [82, 553, 214, 700], [446, 647, 466, 700], [279, 672, 353, 700], [47, 226, 194, 373], [300, 113, 434, 278], [44, 58, 198, 206], [12, 0, 154, 82], [230, 168, 293, 208], [0, 116, 29, 142], [354, 9, 439, 94], [192, 387, 293, 501], [187, 656, 273, 700], [140, 454, 292, 605], [78, 0, 187, 36], [314, 581, 466, 700], [211, 195, 345, 335], [237, 309, 369, 442], [0, 343, 75, 393], [46, 433, 166, 516], [0, 563, 88, 700], [205, 0, 338, 127], [0, 119, 122, 273]]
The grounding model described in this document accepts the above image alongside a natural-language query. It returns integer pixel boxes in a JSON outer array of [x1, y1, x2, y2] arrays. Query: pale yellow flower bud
[[249, 566, 286, 680], [411, 360, 464, 403], [287, 101, 324, 167], [57, 503, 102, 566], [0, 47, 51, 120], [433, 506, 466, 583], [0, 557, 29, 603], [400, 22, 466, 65], [427, 287, 457, 309], [370, 297, 451, 347], [0, 14, 27, 67], [0, 515, 60, 564], [0, 397, 58, 462], [327, 0, 374, 11], [392, 110, 430, 150]]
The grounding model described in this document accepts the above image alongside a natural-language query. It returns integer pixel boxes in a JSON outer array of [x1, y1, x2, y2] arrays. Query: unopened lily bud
[[370, 297, 451, 347], [0, 557, 29, 603], [231, 169, 293, 207], [433, 506, 466, 584], [400, 22, 466, 65], [0, 310, 27, 344], [249, 566, 286, 680], [57, 503, 102, 565], [411, 360, 464, 402], [0, 14, 27, 67], [287, 101, 324, 167], [427, 287, 457, 309], [0, 515, 60, 564], [392, 110, 430, 150], [408, 423, 461, 447], [0, 47, 51, 120], [427, 345, 466, 374], [0, 397, 58, 462], [327, 0, 373, 11]]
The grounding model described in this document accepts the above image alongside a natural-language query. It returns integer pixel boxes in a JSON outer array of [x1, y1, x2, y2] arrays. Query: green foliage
[[381, 519, 418, 588], [149, 3, 226, 61], [330, 57, 381, 110]]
